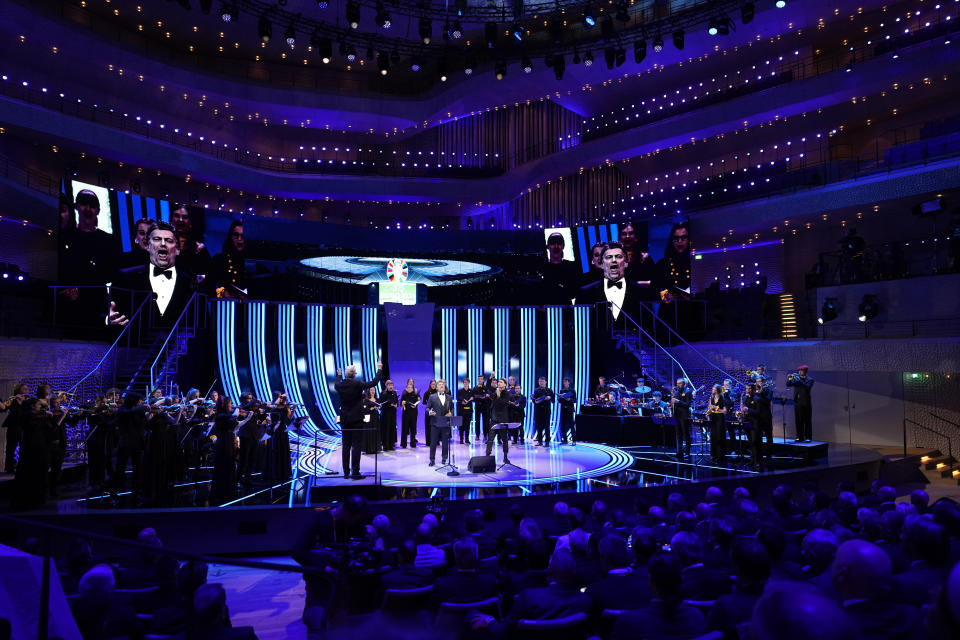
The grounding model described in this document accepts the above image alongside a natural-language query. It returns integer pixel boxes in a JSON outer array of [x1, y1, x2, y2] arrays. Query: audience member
[[611, 553, 707, 640], [380, 540, 433, 592], [69, 564, 137, 640], [413, 523, 447, 569], [585, 533, 652, 618], [894, 516, 951, 606], [751, 583, 859, 640], [185, 583, 258, 640], [671, 531, 732, 601], [707, 538, 770, 640], [432, 536, 499, 607]]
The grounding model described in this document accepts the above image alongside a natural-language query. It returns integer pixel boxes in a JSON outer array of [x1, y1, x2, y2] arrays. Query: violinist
[[112, 392, 152, 499], [237, 393, 267, 487], [268, 391, 293, 484], [1, 382, 29, 473], [47, 391, 71, 496], [379, 380, 399, 451], [210, 397, 253, 505], [12, 397, 59, 509], [707, 384, 728, 464], [144, 396, 182, 506], [85, 393, 117, 491], [400, 379, 420, 448]]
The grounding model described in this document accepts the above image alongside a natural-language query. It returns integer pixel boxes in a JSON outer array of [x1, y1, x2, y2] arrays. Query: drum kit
[[603, 382, 654, 415]]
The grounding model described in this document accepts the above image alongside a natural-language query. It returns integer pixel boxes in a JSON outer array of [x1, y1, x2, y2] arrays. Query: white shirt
[[149, 265, 177, 314], [604, 278, 626, 320], [437, 393, 447, 405]]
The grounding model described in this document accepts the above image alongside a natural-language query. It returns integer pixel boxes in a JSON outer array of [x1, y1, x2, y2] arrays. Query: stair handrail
[[636, 301, 746, 390], [904, 417, 953, 471], [614, 303, 696, 394], [66, 295, 152, 396], [927, 412, 960, 429], [149, 292, 199, 391]]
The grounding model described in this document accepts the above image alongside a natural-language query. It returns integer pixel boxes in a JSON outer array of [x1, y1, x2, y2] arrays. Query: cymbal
[[634, 385, 652, 394]]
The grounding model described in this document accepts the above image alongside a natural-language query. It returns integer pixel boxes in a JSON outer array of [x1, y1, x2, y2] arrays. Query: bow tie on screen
[[607, 280, 623, 289], [153, 267, 173, 279]]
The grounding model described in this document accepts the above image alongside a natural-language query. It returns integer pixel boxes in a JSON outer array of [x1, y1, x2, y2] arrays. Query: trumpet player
[[786, 365, 815, 442]]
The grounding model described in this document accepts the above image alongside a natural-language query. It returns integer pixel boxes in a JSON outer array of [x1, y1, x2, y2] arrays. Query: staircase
[[778, 294, 799, 338]]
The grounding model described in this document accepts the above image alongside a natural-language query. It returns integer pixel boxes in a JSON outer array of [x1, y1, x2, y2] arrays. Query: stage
[[292, 438, 635, 488]]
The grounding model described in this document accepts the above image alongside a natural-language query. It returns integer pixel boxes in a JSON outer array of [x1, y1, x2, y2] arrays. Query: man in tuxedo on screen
[[107, 221, 194, 329], [426, 379, 454, 467]]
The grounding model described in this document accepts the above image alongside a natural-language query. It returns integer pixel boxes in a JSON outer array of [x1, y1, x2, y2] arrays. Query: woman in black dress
[[12, 397, 54, 509], [378, 380, 398, 451], [143, 398, 182, 506], [361, 388, 381, 455], [209, 398, 253, 506], [268, 395, 293, 484], [707, 384, 728, 464], [421, 380, 437, 448], [399, 379, 419, 448]]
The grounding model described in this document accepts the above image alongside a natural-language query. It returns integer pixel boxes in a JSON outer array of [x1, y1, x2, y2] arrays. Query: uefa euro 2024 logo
[[386, 258, 409, 283]]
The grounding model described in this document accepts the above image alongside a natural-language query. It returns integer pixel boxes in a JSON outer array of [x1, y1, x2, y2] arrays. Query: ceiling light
[[741, 2, 755, 24], [220, 2, 238, 23], [858, 294, 879, 322], [258, 16, 272, 43], [673, 29, 684, 50], [376, 2, 391, 29], [346, 1, 360, 29], [512, 23, 524, 41], [653, 33, 664, 52], [316, 1, 329, 9], [284, 24, 296, 46], [818, 298, 839, 324], [495, 59, 507, 80], [583, 7, 596, 28], [419, 16, 432, 43], [377, 51, 389, 75], [583, 50, 594, 66], [634, 39, 647, 63], [521, 56, 533, 73], [451, 21, 463, 39], [775, 0, 787, 8]]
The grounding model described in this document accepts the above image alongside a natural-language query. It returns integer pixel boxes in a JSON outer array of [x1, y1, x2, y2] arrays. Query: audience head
[[647, 553, 684, 603], [464, 509, 484, 534], [837, 491, 857, 509], [732, 538, 771, 585], [928, 560, 960, 638], [647, 505, 665, 525], [631, 528, 659, 566], [694, 502, 712, 522], [910, 489, 930, 512], [598, 534, 631, 571], [751, 583, 859, 640], [193, 583, 229, 627], [518, 517, 542, 542], [421, 512, 439, 530], [705, 486, 723, 504], [372, 514, 390, 533], [830, 539, 893, 601], [508, 503, 524, 525], [666, 492, 687, 513], [568, 528, 590, 557], [801, 529, 839, 571], [877, 485, 897, 504], [415, 523, 433, 545], [453, 536, 479, 571], [547, 549, 577, 586], [757, 526, 786, 563], [733, 486, 751, 502], [902, 516, 950, 566], [397, 540, 417, 565], [669, 531, 701, 567], [568, 507, 586, 530], [78, 564, 115, 601], [553, 501, 569, 518], [709, 516, 736, 548], [675, 511, 696, 533], [591, 499, 608, 522]]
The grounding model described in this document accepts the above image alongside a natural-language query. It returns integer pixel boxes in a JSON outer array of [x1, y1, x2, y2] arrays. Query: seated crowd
[[11, 479, 960, 640]]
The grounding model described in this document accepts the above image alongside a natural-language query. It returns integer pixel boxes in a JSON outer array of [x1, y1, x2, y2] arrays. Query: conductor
[[426, 379, 454, 467], [335, 361, 383, 479]]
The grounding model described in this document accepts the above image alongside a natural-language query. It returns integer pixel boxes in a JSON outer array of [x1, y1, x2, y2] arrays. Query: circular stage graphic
[[297, 256, 501, 286], [292, 437, 633, 488]]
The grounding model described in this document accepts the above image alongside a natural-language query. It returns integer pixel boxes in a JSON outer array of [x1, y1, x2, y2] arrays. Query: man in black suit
[[426, 379, 454, 467], [786, 365, 815, 441], [585, 534, 652, 620], [334, 361, 383, 478], [671, 531, 732, 601], [456, 378, 475, 444], [707, 538, 770, 640], [575, 242, 653, 385], [531, 377, 554, 446], [107, 221, 195, 329], [670, 378, 694, 461], [431, 536, 499, 607], [380, 540, 434, 593]]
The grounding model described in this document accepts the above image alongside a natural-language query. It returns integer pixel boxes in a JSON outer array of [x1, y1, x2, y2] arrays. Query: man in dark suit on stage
[[426, 379, 454, 467], [334, 361, 383, 479], [107, 221, 195, 329]]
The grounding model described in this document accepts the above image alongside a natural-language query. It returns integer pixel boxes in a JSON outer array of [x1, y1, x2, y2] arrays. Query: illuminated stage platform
[[292, 438, 634, 489]]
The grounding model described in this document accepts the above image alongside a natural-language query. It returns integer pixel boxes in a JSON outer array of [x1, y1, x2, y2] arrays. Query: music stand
[[434, 415, 463, 477], [490, 423, 522, 471]]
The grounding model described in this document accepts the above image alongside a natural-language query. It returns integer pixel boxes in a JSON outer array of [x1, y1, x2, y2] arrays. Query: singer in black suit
[[426, 379, 454, 466], [107, 221, 195, 329], [532, 377, 554, 446], [671, 379, 694, 461], [575, 242, 654, 383], [334, 361, 383, 479]]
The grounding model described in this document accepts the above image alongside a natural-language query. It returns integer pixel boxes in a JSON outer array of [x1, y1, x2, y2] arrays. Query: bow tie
[[153, 266, 173, 279], [607, 280, 623, 290]]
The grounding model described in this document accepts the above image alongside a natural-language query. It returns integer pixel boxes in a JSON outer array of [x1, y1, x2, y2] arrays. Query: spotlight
[[284, 24, 296, 46], [572, 50, 581, 64], [858, 294, 879, 322], [672, 29, 684, 50], [451, 21, 463, 39], [376, 2, 391, 29], [615, 2, 630, 22], [604, 46, 616, 69], [419, 16, 432, 44], [464, 55, 475, 75], [484, 21, 497, 47], [709, 15, 732, 35], [653, 33, 664, 52], [553, 53, 565, 80], [521, 55, 533, 73], [741, 2, 755, 24], [377, 50, 389, 75], [634, 39, 647, 63], [512, 23, 524, 41], [615, 47, 626, 67], [438, 57, 448, 81], [455, 0, 467, 16], [411, 56, 422, 72], [495, 59, 507, 80], [346, 1, 360, 29], [316, 0, 329, 8], [346, 45, 357, 62], [775, 0, 786, 7], [220, 2, 238, 22], [549, 17, 564, 43], [258, 15, 272, 43], [818, 297, 839, 324], [315, 36, 332, 63], [583, 7, 596, 28], [583, 50, 594, 66]]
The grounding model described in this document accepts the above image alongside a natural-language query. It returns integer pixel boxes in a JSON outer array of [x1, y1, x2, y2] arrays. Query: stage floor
[[293, 440, 634, 488]]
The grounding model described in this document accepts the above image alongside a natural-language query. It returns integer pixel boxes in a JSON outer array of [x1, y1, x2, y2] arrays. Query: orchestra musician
[[426, 379, 454, 467], [334, 361, 383, 480], [670, 379, 694, 462], [594, 377, 610, 403], [786, 365, 815, 442], [486, 378, 513, 464], [647, 391, 670, 416], [268, 392, 293, 484], [237, 393, 267, 486], [362, 388, 381, 455], [753, 379, 774, 470], [754, 364, 773, 389], [473, 378, 491, 443], [1, 383, 29, 473], [112, 392, 152, 499], [532, 377, 554, 446], [210, 397, 253, 505], [707, 384, 728, 464], [557, 378, 577, 445], [722, 379, 741, 449], [12, 397, 58, 509], [85, 393, 117, 491], [379, 380, 399, 451], [400, 379, 420, 448], [456, 378, 474, 445], [509, 383, 527, 445]]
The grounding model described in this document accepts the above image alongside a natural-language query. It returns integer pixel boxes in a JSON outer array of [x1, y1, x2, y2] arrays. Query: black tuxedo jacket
[[575, 278, 649, 329], [118, 265, 196, 328], [426, 392, 454, 428], [335, 371, 383, 426]]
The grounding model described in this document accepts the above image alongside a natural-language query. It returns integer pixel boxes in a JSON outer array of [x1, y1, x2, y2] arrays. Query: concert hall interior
[[2, 1, 960, 639]]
